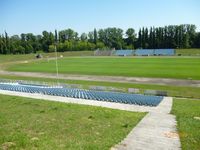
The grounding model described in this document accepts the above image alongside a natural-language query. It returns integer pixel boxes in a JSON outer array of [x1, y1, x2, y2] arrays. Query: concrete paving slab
[[111, 97, 181, 150]]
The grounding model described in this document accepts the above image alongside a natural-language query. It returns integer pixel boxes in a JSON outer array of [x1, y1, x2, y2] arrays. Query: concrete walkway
[[0, 90, 181, 150], [112, 97, 181, 150]]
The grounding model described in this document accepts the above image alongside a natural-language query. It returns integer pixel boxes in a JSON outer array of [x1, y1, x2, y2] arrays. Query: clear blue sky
[[0, 0, 199, 35]]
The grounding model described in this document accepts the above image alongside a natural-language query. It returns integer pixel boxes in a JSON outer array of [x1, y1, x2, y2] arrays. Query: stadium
[[0, 48, 200, 150]]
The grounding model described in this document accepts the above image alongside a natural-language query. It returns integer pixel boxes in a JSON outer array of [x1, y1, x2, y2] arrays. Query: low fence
[[94, 50, 114, 56], [144, 90, 168, 96]]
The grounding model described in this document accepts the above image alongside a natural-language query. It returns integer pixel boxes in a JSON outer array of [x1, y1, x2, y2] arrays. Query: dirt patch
[[0, 70, 200, 87], [194, 116, 200, 120], [2, 142, 16, 150], [164, 132, 180, 138]]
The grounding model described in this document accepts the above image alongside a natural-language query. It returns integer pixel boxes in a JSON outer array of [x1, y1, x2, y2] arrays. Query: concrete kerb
[[0, 89, 157, 112]]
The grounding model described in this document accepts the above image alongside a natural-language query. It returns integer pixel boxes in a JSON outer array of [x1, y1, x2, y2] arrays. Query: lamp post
[[54, 30, 59, 85]]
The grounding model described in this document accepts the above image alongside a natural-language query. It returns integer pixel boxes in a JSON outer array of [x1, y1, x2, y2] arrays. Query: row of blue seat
[[0, 83, 163, 106], [135, 49, 175, 56], [113, 49, 175, 56]]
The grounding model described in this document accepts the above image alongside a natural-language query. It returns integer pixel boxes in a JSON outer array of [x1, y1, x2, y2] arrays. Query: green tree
[[183, 33, 190, 48], [10, 35, 21, 54], [141, 27, 145, 48], [137, 28, 142, 48], [94, 28, 97, 44], [87, 42, 96, 50], [194, 32, 200, 48], [41, 31, 54, 52], [187, 24, 196, 47], [55, 30, 58, 43], [0, 35, 4, 54], [59, 29, 78, 42], [80, 33, 87, 41], [149, 27, 154, 48], [4, 31, 10, 54], [98, 28, 123, 49], [48, 45, 55, 52], [144, 28, 149, 48], [125, 28, 136, 49], [0, 24, 199, 54], [95, 42, 105, 49], [88, 31, 94, 43]]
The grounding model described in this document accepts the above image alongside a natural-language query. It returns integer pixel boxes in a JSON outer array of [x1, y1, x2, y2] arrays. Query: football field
[[7, 57, 200, 80]]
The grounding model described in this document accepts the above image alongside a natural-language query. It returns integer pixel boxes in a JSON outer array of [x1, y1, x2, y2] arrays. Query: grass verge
[[0, 94, 145, 150], [171, 98, 200, 150], [175, 49, 200, 56], [0, 51, 93, 64]]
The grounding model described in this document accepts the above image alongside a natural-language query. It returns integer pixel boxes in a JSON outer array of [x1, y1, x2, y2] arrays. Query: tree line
[[0, 24, 200, 54]]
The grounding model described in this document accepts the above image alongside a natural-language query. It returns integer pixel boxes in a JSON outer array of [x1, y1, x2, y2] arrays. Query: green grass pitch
[[7, 57, 200, 80]]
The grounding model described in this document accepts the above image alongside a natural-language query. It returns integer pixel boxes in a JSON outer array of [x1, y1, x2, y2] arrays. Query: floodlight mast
[[55, 30, 59, 85]]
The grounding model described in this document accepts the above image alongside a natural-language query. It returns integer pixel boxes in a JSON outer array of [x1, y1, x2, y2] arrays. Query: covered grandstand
[[135, 49, 154, 56], [112, 50, 134, 56], [112, 49, 175, 56], [154, 49, 175, 56], [135, 49, 175, 56]]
